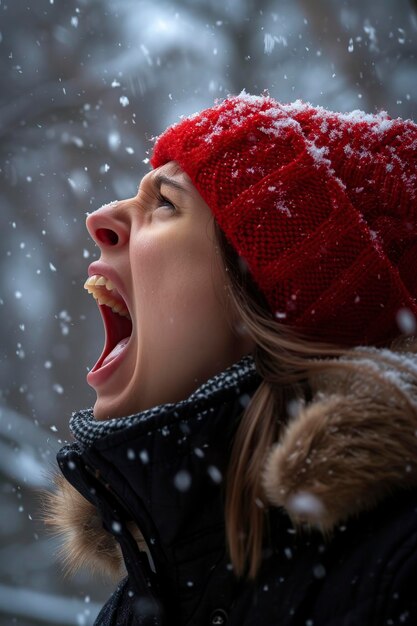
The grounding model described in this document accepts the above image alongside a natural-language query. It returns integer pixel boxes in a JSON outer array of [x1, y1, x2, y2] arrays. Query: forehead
[[145, 161, 192, 188]]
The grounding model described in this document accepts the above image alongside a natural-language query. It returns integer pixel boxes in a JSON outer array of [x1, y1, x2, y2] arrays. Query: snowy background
[[0, 0, 416, 623]]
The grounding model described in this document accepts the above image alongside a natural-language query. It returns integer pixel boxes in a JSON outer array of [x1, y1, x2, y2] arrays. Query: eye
[[154, 192, 176, 215]]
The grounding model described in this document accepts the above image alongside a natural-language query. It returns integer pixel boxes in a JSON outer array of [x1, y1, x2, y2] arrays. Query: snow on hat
[[151, 91, 417, 346]]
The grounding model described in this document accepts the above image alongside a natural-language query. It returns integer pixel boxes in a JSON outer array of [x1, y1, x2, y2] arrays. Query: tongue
[[102, 337, 130, 367]]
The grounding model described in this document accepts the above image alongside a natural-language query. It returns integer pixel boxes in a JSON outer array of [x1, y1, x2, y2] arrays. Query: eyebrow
[[152, 172, 189, 194]]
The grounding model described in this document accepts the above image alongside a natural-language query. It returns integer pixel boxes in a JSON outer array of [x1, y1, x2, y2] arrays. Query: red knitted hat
[[151, 92, 417, 347]]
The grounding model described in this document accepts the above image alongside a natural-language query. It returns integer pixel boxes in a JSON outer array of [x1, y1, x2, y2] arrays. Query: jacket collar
[[69, 354, 257, 447], [47, 346, 417, 584], [49, 355, 260, 614]]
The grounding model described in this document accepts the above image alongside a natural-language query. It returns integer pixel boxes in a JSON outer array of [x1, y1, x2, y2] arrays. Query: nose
[[86, 201, 131, 250]]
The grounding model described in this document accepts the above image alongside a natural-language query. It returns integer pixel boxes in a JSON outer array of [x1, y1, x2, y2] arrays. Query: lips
[[84, 271, 133, 378]]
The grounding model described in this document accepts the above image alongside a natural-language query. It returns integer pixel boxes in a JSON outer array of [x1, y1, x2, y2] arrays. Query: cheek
[[131, 232, 227, 335]]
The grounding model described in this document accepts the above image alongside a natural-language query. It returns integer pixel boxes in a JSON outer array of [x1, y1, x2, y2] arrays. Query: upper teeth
[[84, 274, 130, 319]]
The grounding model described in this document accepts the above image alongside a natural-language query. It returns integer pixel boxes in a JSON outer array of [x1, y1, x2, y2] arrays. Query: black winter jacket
[[52, 352, 417, 625]]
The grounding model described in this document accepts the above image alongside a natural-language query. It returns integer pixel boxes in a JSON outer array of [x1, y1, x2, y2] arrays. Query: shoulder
[[303, 488, 417, 625], [317, 488, 417, 624], [93, 577, 165, 626], [232, 489, 417, 626]]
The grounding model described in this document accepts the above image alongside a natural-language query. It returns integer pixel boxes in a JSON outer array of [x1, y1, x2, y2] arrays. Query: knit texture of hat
[[151, 91, 417, 347]]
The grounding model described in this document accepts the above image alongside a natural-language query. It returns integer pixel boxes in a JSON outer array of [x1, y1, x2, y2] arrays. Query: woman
[[46, 92, 417, 625]]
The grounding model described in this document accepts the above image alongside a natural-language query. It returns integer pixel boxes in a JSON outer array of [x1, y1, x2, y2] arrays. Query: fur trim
[[42, 473, 145, 581], [263, 346, 417, 532], [46, 344, 417, 577]]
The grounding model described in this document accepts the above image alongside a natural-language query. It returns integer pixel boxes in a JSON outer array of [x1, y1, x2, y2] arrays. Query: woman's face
[[85, 161, 254, 420]]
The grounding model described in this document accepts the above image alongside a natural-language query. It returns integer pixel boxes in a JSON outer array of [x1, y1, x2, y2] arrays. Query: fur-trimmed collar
[[263, 345, 417, 532], [44, 345, 417, 581]]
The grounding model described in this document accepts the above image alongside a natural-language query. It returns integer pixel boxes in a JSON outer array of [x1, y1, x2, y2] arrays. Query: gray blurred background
[[0, 0, 416, 624]]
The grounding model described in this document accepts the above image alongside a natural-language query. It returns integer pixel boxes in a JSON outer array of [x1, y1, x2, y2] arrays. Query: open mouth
[[84, 274, 132, 372]]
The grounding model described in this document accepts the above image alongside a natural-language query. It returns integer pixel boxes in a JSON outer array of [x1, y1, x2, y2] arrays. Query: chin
[[93, 387, 146, 420], [92, 400, 111, 421], [93, 397, 125, 421]]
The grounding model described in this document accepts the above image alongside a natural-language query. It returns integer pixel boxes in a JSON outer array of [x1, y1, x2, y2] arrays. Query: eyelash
[[155, 192, 176, 213]]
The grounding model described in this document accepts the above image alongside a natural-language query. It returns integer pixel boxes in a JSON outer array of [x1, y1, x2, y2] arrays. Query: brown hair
[[214, 223, 417, 579]]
